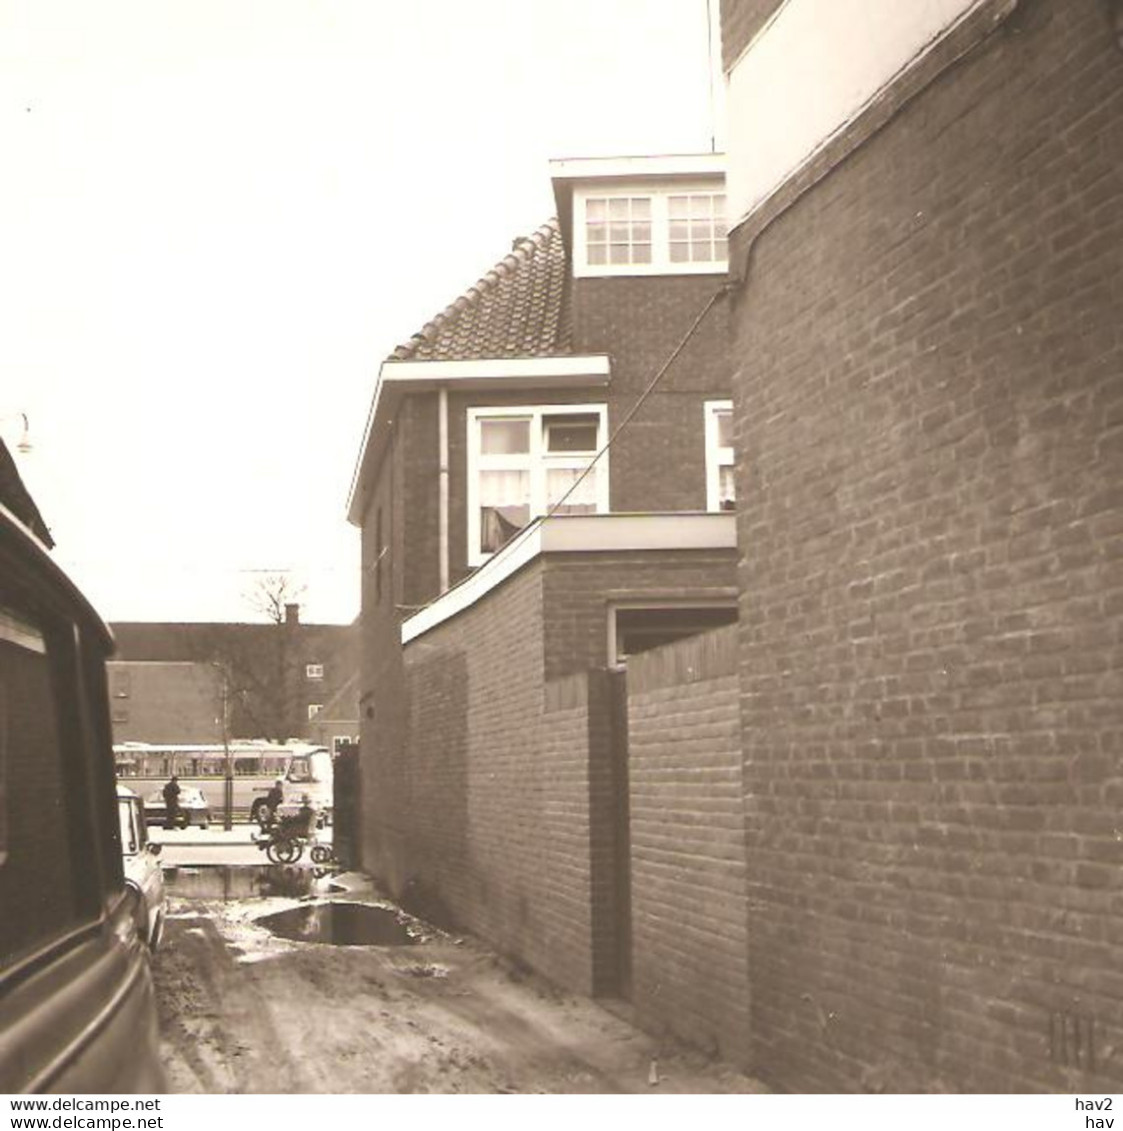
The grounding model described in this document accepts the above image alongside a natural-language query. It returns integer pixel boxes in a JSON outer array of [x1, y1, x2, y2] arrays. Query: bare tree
[[193, 572, 309, 742], [245, 572, 307, 627]]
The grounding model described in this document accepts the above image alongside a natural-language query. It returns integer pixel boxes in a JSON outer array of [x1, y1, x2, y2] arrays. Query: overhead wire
[[396, 282, 730, 619], [543, 283, 728, 521]]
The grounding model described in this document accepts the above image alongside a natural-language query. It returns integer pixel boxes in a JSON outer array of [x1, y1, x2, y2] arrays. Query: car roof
[[0, 502, 113, 653], [116, 784, 139, 800]]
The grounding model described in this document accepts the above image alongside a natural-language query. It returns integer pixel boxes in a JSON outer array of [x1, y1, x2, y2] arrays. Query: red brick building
[[722, 0, 1123, 1092], [110, 611, 358, 746], [347, 156, 744, 1018], [106, 660, 223, 744]]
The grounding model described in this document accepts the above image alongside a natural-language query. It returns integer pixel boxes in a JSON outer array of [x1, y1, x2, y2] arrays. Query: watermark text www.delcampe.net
[[8, 1098, 163, 1131]]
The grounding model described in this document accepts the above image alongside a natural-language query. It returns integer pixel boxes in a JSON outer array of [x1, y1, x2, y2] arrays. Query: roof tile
[[389, 219, 572, 361]]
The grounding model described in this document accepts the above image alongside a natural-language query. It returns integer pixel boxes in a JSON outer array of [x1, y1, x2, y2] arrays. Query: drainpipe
[[438, 386, 449, 593]]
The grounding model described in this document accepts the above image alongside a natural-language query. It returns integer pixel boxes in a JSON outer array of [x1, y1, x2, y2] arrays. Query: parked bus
[[113, 740, 333, 824], [0, 495, 164, 1092]]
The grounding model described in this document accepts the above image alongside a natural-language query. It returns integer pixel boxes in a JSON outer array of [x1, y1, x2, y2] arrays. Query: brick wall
[[626, 626, 751, 1063], [572, 276, 730, 515], [542, 549, 738, 680], [107, 662, 222, 743], [358, 428, 406, 873], [362, 547, 740, 999], [363, 558, 602, 992], [729, 0, 1123, 1091]]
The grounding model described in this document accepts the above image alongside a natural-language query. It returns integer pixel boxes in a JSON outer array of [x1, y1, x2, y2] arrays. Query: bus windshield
[[286, 749, 331, 784]]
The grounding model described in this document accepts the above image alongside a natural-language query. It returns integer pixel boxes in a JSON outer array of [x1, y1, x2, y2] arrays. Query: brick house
[[110, 610, 358, 746], [721, 0, 1123, 1091], [105, 661, 223, 744], [347, 156, 747, 1021]]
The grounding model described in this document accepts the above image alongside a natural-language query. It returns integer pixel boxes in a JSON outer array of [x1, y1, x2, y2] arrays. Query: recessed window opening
[[611, 604, 738, 666]]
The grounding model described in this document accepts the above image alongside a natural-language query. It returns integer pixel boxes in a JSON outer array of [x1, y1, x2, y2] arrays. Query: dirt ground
[[152, 871, 768, 1094]]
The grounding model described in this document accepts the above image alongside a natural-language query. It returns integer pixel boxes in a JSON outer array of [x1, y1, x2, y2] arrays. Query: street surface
[[149, 823, 301, 867], [149, 829, 767, 1094]]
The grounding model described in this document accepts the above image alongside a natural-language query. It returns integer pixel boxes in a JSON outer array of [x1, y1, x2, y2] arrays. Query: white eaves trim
[[550, 153, 726, 183], [401, 511, 737, 645], [345, 354, 612, 524], [383, 356, 610, 382]]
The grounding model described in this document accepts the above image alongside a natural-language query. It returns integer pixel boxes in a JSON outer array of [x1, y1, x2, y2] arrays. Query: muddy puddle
[[256, 902, 420, 946], [164, 864, 342, 900]]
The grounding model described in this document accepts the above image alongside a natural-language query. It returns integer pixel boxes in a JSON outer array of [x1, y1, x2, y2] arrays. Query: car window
[[0, 601, 87, 966], [134, 801, 148, 849], [117, 798, 138, 855]]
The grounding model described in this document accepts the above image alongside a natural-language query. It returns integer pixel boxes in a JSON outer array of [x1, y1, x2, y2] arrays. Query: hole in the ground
[[257, 902, 420, 946]]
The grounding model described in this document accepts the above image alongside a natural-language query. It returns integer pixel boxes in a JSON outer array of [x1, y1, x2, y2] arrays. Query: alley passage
[[152, 870, 767, 1094]]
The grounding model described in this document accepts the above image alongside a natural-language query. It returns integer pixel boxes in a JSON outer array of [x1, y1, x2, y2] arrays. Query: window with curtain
[[468, 405, 608, 563], [705, 400, 735, 512]]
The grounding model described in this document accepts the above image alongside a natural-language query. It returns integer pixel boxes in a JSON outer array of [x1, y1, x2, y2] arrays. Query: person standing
[[264, 777, 285, 826], [162, 774, 181, 830]]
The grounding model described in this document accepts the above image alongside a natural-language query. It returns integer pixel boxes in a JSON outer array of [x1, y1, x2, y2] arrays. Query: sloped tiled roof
[[389, 219, 572, 362]]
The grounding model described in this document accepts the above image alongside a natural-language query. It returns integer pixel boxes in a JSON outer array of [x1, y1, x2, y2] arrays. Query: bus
[[113, 740, 334, 824]]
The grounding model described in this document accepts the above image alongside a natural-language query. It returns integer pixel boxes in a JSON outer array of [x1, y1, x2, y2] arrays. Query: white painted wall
[[725, 0, 985, 228]]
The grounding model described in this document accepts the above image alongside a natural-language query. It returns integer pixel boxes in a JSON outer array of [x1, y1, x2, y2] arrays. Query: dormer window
[[585, 197, 652, 266], [576, 184, 727, 277], [669, 194, 727, 264]]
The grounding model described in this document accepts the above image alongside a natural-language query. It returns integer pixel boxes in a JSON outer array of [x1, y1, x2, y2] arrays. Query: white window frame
[[307, 703, 323, 720], [704, 400, 735, 513], [575, 181, 728, 278], [305, 663, 324, 680], [466, 403, 610, 567], [583, 194, 654, 268]]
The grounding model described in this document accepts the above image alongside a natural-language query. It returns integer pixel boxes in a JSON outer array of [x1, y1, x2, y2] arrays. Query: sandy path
[[152, 882, 767, 1094]]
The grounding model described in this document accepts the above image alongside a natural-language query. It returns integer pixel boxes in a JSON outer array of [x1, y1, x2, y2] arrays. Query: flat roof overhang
[[401, 511, 736, 645], [345, 355, 611, 526], [548, 152, 726, 182]]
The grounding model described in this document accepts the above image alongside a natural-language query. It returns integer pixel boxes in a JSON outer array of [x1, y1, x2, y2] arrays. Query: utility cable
[[543, 284, 727, 521], [400, 283, 729, 619]]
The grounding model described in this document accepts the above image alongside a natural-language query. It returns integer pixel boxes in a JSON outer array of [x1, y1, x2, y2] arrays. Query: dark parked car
[[0, 441, 164, 1092]]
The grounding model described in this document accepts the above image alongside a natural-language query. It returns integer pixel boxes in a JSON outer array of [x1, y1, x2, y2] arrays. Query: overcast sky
[[1, 1, 719, 624]]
